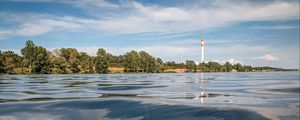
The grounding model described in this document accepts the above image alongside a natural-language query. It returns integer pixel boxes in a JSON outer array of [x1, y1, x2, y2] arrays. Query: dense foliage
[[0, 40, 294, 74]]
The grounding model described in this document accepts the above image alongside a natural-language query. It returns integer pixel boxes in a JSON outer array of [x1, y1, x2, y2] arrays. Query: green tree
[[164, 61, 184, 69], [165, 61, 177, 69], [139, 51, 153, 72], [223, 62, 232, 72], [20, 40, 51, 74], [59, 48, 80, 73], [154, 58, 165, 73], [2, 51, 22, 74], [0, 51, 4, 73], [108, 55, 124, 67], [31, 46, 50, 74], [234, 63, 244, 72], [79, 52, 94, 73], [95, 48, 109, 73], [147, 57, 156, 73], [198, 62, 205, 72], [20, 58, 30, 73], [244, 65, 253, 72], [186, 60, 197, 72], [205, 62, 222, 72], [49, 50, 67, 74], [21, 40, 35, 73], [124, 50, 140, 72]]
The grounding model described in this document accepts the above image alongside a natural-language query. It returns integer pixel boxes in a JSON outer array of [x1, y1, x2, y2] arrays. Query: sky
[[0, 0, 299, 69]]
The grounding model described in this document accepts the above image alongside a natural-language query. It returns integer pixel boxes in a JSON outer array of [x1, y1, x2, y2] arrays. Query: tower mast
[[201, 39, 205, 63], [180, 55, 183, 63]]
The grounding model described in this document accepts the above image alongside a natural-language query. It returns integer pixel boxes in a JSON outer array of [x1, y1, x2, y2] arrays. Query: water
[[0, 72, 299, 120]]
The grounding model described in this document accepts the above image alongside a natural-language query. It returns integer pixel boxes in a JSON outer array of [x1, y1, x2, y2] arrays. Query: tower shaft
[[201, 39, 204, 63]]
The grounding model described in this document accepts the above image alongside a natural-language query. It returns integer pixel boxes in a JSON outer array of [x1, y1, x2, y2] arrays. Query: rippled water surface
[[0, 72, 299, 120]]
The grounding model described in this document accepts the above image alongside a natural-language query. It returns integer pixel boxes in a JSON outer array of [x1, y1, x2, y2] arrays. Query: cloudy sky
[[0, 0, 299, 68]]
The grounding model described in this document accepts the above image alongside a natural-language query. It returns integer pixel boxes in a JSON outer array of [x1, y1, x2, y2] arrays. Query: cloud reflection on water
[[0, 99, 269, 120]]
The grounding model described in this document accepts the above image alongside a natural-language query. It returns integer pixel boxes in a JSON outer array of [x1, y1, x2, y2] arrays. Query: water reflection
[[0, 99, 270, 120], [197, 73, 207, 104], [0, 72, 299, 120]]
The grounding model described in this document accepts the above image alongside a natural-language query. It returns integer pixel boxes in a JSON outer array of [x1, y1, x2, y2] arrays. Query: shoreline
[[0, 70, 298, 75]]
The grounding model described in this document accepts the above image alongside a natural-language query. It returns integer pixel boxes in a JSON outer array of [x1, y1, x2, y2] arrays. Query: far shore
[[0, 67, 297, 75], [1, 40, 297, 75]]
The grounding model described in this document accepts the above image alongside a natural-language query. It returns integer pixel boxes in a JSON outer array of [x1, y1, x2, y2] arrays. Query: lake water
[[0, 72, 299, 120]]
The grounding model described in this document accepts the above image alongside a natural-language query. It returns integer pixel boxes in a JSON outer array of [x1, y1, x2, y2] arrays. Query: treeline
[[252, 66, 298, 72], [0, 40, 164, 74], [0, 40, 294, 74], [164, 61, 253, 72]]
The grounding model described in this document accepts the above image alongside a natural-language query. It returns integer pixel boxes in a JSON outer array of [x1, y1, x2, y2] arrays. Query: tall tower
[[201, 39, 204, 63], [180, 55, 183, 63]]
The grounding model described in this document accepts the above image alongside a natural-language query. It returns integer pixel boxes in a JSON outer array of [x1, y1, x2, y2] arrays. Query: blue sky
[[0, 0, 299, 68]]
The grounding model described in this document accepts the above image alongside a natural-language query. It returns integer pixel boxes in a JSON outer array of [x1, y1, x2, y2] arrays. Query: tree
[[79, 52, 94, 73], [2, 51, 22, 74], [165, 61, 177, 69], [50, 57, 67, 74], [95, 48, 109, 73], [20, 40, 51, 74], [105, 54, 124, 68], [139, 51, 155, 72], [244, 65, 253, 72], [146, 56, 156, 73], [205, 62, 222, 72], [223, 62, 232, 72], [154, 58, 165, 73], [124, 50, 140, 72], [164, 61, 185, 69], [59, 48, 80, 73], [186, 60, 197, 72], [49, 50, 68, 74], [0, 51, 4, 73], [198, 62, 205, 72], [234, 63, 244, 72], [21, 40, 35, 73], [31, 46, 50, 74]]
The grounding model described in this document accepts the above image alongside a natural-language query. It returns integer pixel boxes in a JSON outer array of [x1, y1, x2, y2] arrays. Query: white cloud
[[0, 29, 13, 39], [74, 0, 119, 8], [7, 0, 52, 2], [0, 17, 82, 38], [0, 0, 299, 38], [16, 19, 81, 36], [226, 58, 243, 64], [207, 44, 271, 55], [255, 54, 279, 61], [212, 59, 221, 63], [6, 0, 119, 8], [251, 25, 298, 30], [87, 1, 299, 33]]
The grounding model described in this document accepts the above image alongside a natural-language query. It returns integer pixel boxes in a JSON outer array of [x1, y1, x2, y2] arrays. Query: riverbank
[[0, 67, 298, 74], [108, 67, 298, 73]]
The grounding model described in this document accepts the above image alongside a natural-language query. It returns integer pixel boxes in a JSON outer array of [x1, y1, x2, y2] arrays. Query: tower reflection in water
[[199, 73, 208, 104]]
